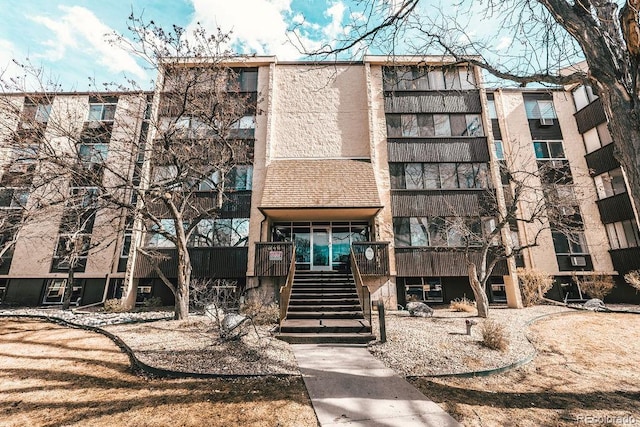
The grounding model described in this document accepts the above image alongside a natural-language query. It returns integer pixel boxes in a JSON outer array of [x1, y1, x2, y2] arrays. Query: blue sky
[[0, 1, 554, 91], [0, 0, 361, 91]]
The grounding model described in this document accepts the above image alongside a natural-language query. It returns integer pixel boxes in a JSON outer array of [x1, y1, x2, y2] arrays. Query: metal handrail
[[350, 246, 372, 326], [278, 245, 296, 331]]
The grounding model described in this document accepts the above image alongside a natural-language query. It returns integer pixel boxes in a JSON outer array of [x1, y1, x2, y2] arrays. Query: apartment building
[[0, 56, 638, 308]]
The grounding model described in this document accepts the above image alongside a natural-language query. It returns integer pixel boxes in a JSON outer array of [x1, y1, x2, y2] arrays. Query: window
[[404, 277, 444, 303], [386, 114, 483, 138], [88, 102, 117, 122], [69, 187, 99, 208], [487, 100, 498, 119], [433, 114, 450, 136], [189, 218, 249, 247], [22, 99, 52, 124], [79, 143, 108, 164], [0, 188, 29, 208], [534, 141, 565, 159], [229, 115, 256, 138], [152, 165, 178, 186], [390, 163, 489, 190], [583, 127, 601, 153], [228, 165, 253, 191], [593, 168, 626, 199], [525, 99, 557, 120], [606, 220, 640, 249], [234, 68, 258, 92], [494, 140, 504, 160], [121, 233, 132, 257], [552, 232, 588, 255], [393, 217, 487, 247], [147, 219, 176, 248], [572, 85, 598, 111]]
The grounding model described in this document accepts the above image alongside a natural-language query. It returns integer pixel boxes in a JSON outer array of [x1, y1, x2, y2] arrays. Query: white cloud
[[29, 6, 147, 79], [495, 37, 512, 51], [324, 2, 346, 39], [188, 0, 350, 59]]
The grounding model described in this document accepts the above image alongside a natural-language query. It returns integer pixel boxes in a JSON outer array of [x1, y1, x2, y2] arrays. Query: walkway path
[[292, 344, 460, 426]]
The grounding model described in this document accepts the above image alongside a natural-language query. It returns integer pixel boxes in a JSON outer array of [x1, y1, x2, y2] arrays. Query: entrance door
[[311, 228, 331, 270]]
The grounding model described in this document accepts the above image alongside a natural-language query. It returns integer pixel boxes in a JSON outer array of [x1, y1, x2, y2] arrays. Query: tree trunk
[[598, 85, 640, 226], [62, 267, 75, 310], [121, 278, 138, 311], [174, 243, 192, 320], [468, 262, 490, 318]]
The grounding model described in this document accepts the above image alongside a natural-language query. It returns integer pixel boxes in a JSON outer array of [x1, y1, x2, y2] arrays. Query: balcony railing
[[254, 242, 294, 277], [351, 242, 390, 276]]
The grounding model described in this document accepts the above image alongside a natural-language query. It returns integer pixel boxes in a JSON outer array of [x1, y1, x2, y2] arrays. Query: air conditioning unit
[[570, 256, 587, 267], [540, 117, 554, 126]]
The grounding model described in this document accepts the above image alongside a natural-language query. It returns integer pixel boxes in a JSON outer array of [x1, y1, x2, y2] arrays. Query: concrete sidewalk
[[292, 344, 461, 426]]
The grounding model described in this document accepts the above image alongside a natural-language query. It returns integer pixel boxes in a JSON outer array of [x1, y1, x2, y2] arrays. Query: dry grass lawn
[[0, 319, 317, 427], [411, 311, 640, 426]]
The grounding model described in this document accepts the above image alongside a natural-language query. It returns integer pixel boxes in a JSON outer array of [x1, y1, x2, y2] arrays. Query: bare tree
[[397, 140, 593, 317], [106, 17, 256, 319], [0, 17, 254, 319], [304, 0, 640, 223]]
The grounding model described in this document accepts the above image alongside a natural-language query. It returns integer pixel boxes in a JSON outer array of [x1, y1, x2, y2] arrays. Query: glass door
[[311, 227, 331, 270]]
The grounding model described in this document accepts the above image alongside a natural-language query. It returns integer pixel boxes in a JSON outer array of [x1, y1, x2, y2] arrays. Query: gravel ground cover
[[368, 304, 571, 376]]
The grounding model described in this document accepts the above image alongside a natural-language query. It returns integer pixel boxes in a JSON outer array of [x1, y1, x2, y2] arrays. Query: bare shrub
[[574, 273, 615, 301], [624, 270, 640, 293], [450, 297, 476, 313], [104, 299, 127, 313], [241, 301, 279, 326], [480, 319, 509, 351], [142, 296, 163, 308], [517, 268, 554, 307]]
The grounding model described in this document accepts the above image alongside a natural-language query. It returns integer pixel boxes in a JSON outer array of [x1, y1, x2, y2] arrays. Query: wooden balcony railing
[[254, 242, 294, 277], [351, 242, 390, 276], [350, 247, 372, 325], [279, 246, 296, 329]]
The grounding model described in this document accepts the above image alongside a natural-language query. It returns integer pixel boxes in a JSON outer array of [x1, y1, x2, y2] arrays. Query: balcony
[[133, 247, 248, 278]]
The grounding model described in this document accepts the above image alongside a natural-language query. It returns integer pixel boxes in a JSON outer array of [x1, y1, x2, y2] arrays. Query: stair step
[[286, 311, 364, 319], [289, 295, 360, 307], [291, 292, 359, 301], [288, 304, 362, 312], [279, 319, 371, 334], [275, 332, 375, 344]]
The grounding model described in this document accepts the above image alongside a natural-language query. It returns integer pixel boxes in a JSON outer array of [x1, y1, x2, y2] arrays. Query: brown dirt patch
[[410, 311, 640, 426], [0, 319, 317, 427]]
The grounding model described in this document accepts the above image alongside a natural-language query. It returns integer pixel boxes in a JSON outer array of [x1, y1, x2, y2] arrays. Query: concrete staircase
[[276, 270, 375, 344]]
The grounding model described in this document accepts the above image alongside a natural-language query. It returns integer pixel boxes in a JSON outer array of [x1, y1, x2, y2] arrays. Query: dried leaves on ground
[[410, 312, 640, 426], [0, 319, 317, 427]]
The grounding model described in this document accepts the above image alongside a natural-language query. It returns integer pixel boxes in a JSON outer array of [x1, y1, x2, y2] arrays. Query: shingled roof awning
[[260, 159, 382, 221]]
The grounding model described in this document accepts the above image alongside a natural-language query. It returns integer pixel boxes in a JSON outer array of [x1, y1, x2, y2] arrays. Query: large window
[[606, 220, 640, 249], [572, 85, 598, 111], [393, 216, 491, 247], [390, 162, 490, 190], [552, 232, 588, 255], [190, 218, 250, 247], [403, 277, 444, 303], [78, 143, 108, 165], [147, 218, 250, 248], [0, 188, 29, 208], [533, 140, 565, 159], [593, 168, 626, 199], [198, 165, 253, 191], [386, 114, 484, 137], [383, 66, 476, 91], [88, 102, 117, 122], [525, 99, 557, 120]]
